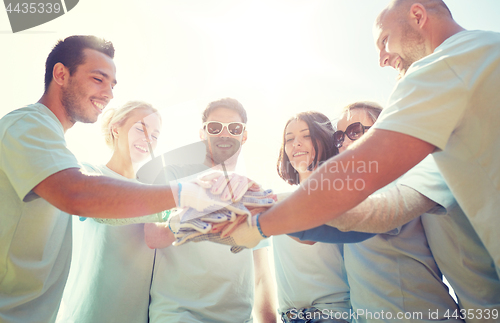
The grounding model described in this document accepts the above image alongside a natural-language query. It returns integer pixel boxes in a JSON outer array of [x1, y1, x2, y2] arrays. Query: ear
[[199, 128, 206, 140], [52, 62, 69, 86], [112, 126, 119, 137], [410, 3, 427, 29], [241, 130, 248, 145]]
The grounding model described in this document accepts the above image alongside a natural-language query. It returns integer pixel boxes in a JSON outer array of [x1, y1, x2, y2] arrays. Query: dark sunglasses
[[203, 121, 246, 136], [333, 122, 371, 148]]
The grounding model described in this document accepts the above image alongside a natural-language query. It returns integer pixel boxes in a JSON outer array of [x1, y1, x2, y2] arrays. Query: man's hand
[[219, 214, 267, 249]]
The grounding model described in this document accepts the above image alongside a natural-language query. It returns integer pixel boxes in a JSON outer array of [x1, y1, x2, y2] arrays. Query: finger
[[210, 222, 230, 233], [220, 174, 243, 200], [250, 207, 268, 216], [210, 173, 233, 195], [241, 196, 275, 208], [197, 171, 224, 188], [247, 183, 262, 192], [221, 214, 248, 237], [221, 175, 253, 201]]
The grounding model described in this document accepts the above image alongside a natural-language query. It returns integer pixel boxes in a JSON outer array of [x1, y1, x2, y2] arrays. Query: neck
[[299, 170, 312, 183], [203, 158, 237, 172], [38, 91, 74, 133], [106, 152, 136, 179], [428, 20, 466, 53]]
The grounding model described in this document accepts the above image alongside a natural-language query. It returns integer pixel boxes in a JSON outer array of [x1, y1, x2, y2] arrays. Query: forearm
[[253, 248, 277, 323], [326, 184, 437, 233], [34, 168, 177, 218], [258, 130, 434, 236]]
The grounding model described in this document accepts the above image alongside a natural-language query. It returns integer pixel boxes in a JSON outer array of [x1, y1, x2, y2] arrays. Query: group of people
[[1, 0, 500, 322]]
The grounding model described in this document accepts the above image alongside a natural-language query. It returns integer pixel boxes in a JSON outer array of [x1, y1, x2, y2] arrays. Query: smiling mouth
[[134, 144, 148, 153], [216, 144, 232, 148], [91, 100, 105, 111], [293, 151, 308, 157]]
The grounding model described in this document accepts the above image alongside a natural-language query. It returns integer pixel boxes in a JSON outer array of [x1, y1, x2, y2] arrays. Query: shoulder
[[0, 103, 63, 139]]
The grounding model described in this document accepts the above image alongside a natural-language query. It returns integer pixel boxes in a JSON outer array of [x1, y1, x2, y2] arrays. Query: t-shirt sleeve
[[373, 56, 468, 151], [397, 155, 455, 214], [287, 226, 375, 244], [0, 114, 80, 201]]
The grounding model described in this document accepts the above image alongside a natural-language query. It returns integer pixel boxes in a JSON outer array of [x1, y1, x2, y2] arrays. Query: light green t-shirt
[[273, 235, 351, 320], [373, 30, 500, 276], [149, 164, 256, 323], [0, 103, 80, 323], [57, 164, 155, 323]]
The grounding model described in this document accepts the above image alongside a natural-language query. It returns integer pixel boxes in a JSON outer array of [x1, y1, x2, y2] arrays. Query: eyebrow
[[285, 128, 310, 136], [91, 69, 118, 86], [136, 120, 160, 134]]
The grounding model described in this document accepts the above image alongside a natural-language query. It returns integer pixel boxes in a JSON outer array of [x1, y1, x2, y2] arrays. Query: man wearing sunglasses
[[226, 0, 500, 278], [145, 98, 276, 323]]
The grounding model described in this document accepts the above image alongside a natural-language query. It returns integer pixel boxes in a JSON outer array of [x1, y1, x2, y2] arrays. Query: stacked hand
[[170, 172, 275, 253]]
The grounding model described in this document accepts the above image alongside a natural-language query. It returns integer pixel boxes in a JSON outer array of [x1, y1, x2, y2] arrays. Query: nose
[[102, 82, 114, 100], [379, 50, 390, 67], [293, 137, 302, 147], [218, 125, 232, 137]]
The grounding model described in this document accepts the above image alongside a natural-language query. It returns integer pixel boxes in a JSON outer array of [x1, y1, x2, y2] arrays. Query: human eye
[[381, 36, 388, 47], [93, 77, 103, 82], [285, 137, 293, 143], [135, 127, 144, 132]]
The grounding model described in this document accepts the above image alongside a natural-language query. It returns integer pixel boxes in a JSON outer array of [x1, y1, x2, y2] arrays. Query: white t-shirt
[[373, 30, 500, 275], [345, 157, 462, 323], [57, 164, 155, 323], [0, 103, 80, 323], [149, 164, 256, 323], [272, 235, 351, 320]]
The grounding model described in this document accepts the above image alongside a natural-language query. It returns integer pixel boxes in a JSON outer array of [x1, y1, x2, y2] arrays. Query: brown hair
[[277, 111, 338, 185]]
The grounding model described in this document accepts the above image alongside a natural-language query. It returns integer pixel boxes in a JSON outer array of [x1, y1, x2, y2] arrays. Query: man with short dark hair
[[0, 35, 216, 322], [145, 98, 276, 323]]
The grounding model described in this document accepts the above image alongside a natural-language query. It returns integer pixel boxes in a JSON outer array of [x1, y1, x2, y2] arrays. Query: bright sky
[[1, 0, 500, 194]]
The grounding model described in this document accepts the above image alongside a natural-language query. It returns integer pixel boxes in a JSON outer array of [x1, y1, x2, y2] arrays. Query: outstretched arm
[[258, 129, 435, 236], [253, 247, 277, 323], [33, 168, 177, 218], [326, 184, 437, 233]]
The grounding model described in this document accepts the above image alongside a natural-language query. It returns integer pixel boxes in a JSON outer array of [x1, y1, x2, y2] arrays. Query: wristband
[[256, 213, 269, 238], [161, 209, 172, 221], [177, 183, 182, 205]]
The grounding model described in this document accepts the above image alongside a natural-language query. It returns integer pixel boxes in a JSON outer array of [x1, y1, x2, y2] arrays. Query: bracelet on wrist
[[256, 213, 269, 238], [161, 209, 172, 221], [177, 183, 182, 206]]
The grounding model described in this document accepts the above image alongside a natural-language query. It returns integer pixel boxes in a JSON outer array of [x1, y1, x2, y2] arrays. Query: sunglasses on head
[[333, 122, 371, 148], [202, 121, 246, 136]]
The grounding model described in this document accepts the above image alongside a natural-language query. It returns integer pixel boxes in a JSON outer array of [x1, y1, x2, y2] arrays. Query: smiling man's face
[[201, 106, 247, 166], [374, 7, 427, 79], [61, 48, 117, 125]]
